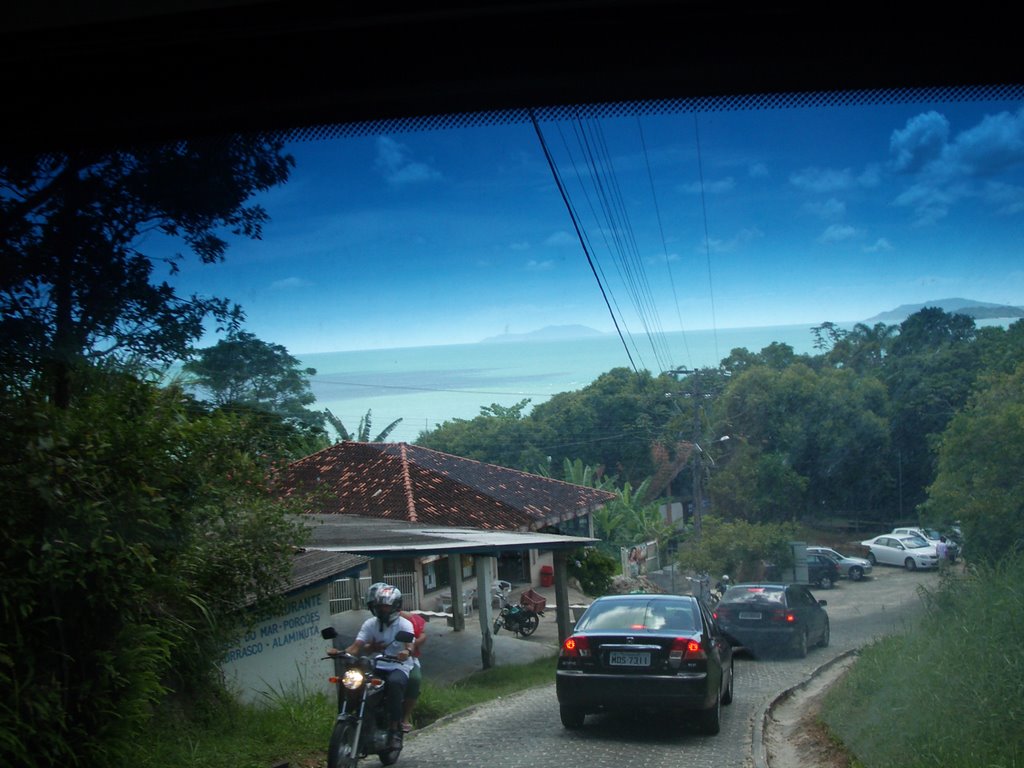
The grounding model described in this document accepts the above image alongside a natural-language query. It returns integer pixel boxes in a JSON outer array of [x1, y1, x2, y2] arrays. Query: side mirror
[[818, 599, 828, 607], [395, 630, 415, 643], [321, 626, 338, 640]]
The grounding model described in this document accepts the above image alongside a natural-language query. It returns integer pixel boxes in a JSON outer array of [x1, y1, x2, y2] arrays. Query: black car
[[713, 583, 830, 658], [806, 553, 842, 589], [556, 594, 733, 734]]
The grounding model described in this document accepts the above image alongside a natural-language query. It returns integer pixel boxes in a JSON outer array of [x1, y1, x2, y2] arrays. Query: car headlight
[[341, 668, 365, 690]]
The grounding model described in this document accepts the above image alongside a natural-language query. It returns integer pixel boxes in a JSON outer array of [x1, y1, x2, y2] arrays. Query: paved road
[[398, 566, 934, 768]]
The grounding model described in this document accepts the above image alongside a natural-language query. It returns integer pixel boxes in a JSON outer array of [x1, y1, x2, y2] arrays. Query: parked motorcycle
[[491, 580, 543, 637], [320, 626, 415, 768]]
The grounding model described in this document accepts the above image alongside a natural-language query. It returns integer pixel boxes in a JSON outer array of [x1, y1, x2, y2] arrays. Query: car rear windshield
[[720, 587, 786, 605], [576, 598, 698, 632]]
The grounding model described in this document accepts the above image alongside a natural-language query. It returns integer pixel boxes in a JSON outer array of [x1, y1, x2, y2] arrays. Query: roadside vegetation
[[821, 554, 1024, 767], [128, 655, 558, 768]]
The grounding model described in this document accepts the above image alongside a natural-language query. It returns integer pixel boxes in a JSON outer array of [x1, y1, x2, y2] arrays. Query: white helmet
[[365, 581, 388, 616], [374, 584, 403, 628]]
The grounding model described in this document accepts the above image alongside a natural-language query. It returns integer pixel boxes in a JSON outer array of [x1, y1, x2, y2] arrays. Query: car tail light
[[560, 635, 592, 658], [769, 609, 796, 623], [669, 637, 706, 662]]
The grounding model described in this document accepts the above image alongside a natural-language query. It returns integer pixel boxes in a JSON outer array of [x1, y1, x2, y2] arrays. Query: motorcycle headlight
[[341, 668, 365, 690]]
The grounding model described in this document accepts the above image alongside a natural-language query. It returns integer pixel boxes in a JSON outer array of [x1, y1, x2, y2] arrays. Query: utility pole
[[666, 367, 705, 541]]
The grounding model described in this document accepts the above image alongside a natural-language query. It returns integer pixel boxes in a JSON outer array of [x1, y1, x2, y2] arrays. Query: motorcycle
[[491, 580, 542, 637], [320, 626, 415, 768]]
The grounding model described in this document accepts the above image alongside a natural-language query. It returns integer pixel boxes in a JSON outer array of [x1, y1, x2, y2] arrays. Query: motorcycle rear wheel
[[518, 612, 539, 637], [327, 720, 358, 768]]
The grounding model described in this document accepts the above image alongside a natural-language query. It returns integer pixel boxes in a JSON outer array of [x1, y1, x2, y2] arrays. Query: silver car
[[806, 546, 873, 581]]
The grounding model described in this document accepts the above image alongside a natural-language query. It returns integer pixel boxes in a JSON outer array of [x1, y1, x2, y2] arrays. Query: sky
[[168, 90, 1024, 355]]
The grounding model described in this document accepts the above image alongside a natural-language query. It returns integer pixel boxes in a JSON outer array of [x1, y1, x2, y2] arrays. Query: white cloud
[[803, 197, 846, 219], [889, 111, 950, 173], [525, 259, 554, 271], [818, 224, 859, 243], [683, 176, 735, 194], [544, 230, 576, 246], [863, 238, 894, 253], [269, 276, 313, 290], [701, 227, 763, 253], [890, 107, 1024, 223], [375, 136, 442, 185], [789, 167, 856, 193]]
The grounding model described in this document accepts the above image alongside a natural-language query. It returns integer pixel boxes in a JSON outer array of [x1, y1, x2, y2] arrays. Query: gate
[[328, 572, 420, 614]]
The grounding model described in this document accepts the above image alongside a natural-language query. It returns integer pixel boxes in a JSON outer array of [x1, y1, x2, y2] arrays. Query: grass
[[129, 653, 558, 768], [820, 554, 1024, 768]]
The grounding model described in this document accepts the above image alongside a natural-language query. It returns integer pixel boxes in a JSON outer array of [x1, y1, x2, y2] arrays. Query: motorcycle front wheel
[[327, 720, 359, 768], [518, 612, 539, 637]]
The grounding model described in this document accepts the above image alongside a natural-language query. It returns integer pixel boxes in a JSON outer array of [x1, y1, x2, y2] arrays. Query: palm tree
[[325, 408, 403, 442]]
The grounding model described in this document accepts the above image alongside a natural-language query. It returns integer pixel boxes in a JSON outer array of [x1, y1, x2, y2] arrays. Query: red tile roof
[[277, 442, 617, 532]]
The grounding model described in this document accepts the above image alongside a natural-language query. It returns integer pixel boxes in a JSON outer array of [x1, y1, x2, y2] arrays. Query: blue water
[[301, 324, 828, 444]]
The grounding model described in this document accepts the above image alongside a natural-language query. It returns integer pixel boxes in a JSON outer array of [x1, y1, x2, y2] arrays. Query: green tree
[[183, 330, 324, 431], [707, 444, 808, 523], [0, 138, 293, 406], [677, 516, 799, 582], [416, 398, 548, 470], [884, 309, 982, 515], [0, 369, 304, 766], [924, 363, 1024, 564]]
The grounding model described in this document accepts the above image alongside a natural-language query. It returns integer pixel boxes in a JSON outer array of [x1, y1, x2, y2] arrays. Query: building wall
[[220, 584, 332, 704]]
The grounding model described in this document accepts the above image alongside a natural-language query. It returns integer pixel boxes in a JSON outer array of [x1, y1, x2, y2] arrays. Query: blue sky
[[170, 93, 1024, 355]]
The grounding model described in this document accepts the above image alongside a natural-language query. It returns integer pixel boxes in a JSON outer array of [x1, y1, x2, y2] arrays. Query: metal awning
[[299, 514, 598, 556]]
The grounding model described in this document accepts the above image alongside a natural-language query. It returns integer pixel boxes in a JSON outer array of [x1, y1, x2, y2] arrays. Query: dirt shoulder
[[763, 654, 858, 768]]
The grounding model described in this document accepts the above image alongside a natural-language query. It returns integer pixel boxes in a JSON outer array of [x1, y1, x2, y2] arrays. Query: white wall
[[220, 584, 332, 705]]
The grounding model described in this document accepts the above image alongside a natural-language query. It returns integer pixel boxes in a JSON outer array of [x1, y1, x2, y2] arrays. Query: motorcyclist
[[332, 583, 415, 749]]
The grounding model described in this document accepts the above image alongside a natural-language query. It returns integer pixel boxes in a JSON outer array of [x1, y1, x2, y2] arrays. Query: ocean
[[301, 324, 830, 444]]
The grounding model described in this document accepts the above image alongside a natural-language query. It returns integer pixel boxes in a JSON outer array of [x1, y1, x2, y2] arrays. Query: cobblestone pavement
[[397, 566, 932, 768]]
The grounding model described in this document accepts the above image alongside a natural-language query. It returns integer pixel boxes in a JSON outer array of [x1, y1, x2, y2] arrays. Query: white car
[[859, 534, 939, 570], [806, 546, 873, 581], [891, 527, 960, 561]]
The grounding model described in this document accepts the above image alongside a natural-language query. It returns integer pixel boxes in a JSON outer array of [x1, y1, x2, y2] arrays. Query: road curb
[[752, 648, 860, 768]]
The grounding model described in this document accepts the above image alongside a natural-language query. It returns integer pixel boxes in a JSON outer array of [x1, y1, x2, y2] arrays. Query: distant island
[[864, 298, 1024, 324], [479, 324, 606, 343]]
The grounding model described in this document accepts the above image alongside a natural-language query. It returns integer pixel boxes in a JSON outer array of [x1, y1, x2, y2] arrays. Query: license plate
[[739, 611, 762, 620], [609, 651, 650, 667]]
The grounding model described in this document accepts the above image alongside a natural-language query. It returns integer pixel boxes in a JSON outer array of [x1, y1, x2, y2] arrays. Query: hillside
[[864, 298, 1023, 324]]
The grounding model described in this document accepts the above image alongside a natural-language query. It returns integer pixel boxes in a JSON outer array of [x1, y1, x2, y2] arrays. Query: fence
[[327, 572, 420, 614]]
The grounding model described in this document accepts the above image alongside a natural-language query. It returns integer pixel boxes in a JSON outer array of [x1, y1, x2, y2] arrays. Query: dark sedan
[[713, 583, 829, 658], [556, 593, 733, 734]]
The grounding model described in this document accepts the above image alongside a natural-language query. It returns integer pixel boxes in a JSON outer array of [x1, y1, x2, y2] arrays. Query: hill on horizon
[[864, 298, 1024, 324], [479, 324, 605, 343]]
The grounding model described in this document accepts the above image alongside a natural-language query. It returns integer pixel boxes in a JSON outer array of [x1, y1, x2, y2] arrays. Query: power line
[[530, 109, 639, 373]]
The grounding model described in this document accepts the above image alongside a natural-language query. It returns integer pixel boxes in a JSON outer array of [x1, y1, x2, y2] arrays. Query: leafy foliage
[[0, 139, 293, 405], [567, 547, 617, 596], [676, 516, 800, 581], [183, 330, 325, 432], [0, 369, 304, 766], [326, 407, 403, 442], [925, 362, 1024, 564]]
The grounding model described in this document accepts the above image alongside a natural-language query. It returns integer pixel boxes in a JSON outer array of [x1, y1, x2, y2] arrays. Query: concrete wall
[[220, 584, 332, 705]]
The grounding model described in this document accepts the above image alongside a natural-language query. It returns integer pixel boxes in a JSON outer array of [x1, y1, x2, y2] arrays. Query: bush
[[567, 547, 617, 596]]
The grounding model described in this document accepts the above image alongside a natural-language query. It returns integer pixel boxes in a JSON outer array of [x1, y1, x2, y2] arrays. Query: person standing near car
[[937, 536, 950, 570]]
